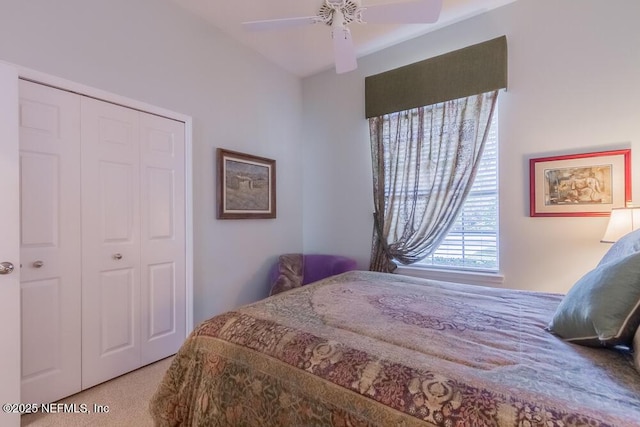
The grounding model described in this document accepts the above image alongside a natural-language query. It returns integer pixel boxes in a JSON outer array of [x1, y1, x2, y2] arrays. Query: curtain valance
[[364, 36, 507, 118]]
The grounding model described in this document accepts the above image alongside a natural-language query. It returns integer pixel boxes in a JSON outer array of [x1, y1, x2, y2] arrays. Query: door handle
[[0, 262, 15, 275]]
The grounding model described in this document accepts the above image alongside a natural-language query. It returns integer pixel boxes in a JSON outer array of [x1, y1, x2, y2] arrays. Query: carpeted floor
[[21, 356, 174, 426]]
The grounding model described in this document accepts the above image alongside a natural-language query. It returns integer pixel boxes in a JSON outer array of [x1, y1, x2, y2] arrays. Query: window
[[415, 107, 499, 272]]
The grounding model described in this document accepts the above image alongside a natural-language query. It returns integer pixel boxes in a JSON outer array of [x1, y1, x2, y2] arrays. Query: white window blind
[[416, 108, 499, 272]]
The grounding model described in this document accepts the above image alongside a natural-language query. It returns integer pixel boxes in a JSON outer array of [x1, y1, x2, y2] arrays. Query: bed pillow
[[547, 251, 640, 347], [269, 254, 304, 296], [598, 228, 640, 267]]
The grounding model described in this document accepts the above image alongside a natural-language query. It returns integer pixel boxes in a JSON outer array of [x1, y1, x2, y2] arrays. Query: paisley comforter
[[150, 271, 640, 426]]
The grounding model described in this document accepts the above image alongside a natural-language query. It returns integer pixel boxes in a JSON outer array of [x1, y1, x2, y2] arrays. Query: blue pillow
[[548, 251, 640, 347]]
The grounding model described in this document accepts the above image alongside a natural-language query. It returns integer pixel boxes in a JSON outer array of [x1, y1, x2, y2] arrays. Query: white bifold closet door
[[19, 80, 186, 401], [81, 97, 186, 389], [80, 98, 142, 389], [138, 112, 186, 366], [19, 81, 82, 404]]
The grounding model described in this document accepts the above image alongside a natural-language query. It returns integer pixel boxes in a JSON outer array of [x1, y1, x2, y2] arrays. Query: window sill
[[394, 266, 505, 287]]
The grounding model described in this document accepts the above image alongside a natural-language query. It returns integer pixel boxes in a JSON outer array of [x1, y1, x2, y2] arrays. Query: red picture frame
[[529, 149, 631, 217]]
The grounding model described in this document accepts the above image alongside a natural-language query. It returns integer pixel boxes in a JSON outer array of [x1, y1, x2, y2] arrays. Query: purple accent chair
[[269, 254, 358, 288]]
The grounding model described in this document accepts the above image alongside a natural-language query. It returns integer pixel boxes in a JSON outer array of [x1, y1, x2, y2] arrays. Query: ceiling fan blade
[[332, 28, 358, 74], [361, 0, 443, 24], [243, 16, 319, 31]]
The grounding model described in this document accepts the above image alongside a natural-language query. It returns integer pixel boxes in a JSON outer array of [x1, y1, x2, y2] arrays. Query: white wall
[[301, 0, 640, 293], [0, 0, 303, 324]]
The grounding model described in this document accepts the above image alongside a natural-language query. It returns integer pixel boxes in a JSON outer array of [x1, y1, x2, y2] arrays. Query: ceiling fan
[[242, 0, 443, 74]]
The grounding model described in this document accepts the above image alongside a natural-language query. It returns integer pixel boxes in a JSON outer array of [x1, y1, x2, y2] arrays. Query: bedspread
[[150, 271, 640, 426]]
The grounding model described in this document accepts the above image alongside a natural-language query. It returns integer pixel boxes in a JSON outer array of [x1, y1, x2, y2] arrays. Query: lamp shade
[[601, 207, 640, 243]]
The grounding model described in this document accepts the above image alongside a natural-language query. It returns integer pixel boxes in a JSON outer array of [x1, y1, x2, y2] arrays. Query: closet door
[[81, 97, 141, 389], [19, 81, 82, 403], [140, 112, 186, 364]]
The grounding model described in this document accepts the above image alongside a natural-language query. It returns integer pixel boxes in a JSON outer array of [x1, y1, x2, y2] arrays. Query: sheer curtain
[[369, 90, 498, 272]]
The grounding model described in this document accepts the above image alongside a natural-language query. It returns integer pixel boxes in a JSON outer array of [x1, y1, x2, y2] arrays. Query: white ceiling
[[170, 0, 517, 77]]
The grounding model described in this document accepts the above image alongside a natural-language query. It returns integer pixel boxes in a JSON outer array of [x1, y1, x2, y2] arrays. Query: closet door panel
[[20, 153, 58, 245], [81, 97, 141, 389], [140, 113, 186, 364], [19, 80, 82, 404], [99, 269, 135, 354], [101, 161, 136, 242], [147, 262, 176, 337]]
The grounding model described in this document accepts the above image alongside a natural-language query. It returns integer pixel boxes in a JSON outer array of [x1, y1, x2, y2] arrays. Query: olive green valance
[[365, 36, 507, 118]]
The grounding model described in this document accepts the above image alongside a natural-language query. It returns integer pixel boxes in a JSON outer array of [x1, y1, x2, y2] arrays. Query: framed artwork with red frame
[[529, 149, 631, 217]]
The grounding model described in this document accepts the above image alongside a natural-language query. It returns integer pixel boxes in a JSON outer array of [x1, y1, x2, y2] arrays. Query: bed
[[150, 269, 640, 426]]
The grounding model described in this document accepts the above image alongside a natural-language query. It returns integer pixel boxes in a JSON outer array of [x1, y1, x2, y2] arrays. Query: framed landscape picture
[[529, 149, 631, 217], [217, 148, 276, 219]]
